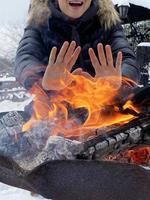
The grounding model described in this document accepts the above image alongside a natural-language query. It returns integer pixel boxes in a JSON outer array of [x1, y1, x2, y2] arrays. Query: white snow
[[116, 0, 130, 7], [112, 0, 150, 9], [0, 76, 16, 82], [0, 98, 33, 112], [138, 42, 150, 47], [0, 183, 49, 200]]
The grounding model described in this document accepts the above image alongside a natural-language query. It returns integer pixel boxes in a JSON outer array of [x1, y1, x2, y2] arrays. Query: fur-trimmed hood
[[28, 0, 120, 30]]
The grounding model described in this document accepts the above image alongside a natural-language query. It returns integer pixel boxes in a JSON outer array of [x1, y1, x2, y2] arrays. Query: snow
[[115, 0, 130, 6], [138, 42, 150, 47], [0, 76, 16, 82], [0, 183, 49, 200], [0, 98, 33, 112], [112, 0, 150, 9]]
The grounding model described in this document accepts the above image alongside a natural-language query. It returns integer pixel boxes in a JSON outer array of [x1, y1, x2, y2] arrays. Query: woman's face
[[57, 0, 92, 19]]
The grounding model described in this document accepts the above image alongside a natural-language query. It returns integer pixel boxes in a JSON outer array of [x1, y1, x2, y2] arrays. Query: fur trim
[[27, 0, 51, 27], [27, 0, 120, 29], [97, 0, 120, 29]]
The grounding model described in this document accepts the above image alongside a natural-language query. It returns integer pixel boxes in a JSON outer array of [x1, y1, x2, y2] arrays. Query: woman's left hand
[[89, 43, 123, 88]]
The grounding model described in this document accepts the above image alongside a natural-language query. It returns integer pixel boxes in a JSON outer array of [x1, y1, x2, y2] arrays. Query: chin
[[67, 11, 84, 19], [70, 15, 82, 19]]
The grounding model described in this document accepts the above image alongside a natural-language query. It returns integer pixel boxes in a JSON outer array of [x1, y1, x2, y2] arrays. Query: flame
[[22, 72, 139, 138], [123, 100, 140, 113]]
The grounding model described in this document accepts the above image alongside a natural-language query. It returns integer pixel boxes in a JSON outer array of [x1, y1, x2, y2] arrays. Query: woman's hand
[[42, 41, 81, 91], [89, 43, 123, 88]]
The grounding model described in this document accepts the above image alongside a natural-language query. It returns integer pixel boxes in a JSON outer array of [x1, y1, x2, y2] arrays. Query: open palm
[[42, 41, 81, 91], [89, 43, 123, 88]]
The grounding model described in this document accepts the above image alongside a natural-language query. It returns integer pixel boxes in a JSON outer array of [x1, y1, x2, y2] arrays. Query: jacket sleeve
[[108, 23, 140, 83], [15, 26, 48, 89]]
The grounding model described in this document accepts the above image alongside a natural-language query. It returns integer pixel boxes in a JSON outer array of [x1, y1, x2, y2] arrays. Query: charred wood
[[0, 111, 83, 170], [0, 111, 150, 169], [78, 117, 150, 160]]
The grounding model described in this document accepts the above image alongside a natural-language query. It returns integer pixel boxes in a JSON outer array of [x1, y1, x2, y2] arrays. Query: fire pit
[[0, 75, 150, 200]]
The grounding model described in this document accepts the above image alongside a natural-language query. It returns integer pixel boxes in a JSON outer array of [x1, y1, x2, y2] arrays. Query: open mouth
[[68, 1, 84, 7]]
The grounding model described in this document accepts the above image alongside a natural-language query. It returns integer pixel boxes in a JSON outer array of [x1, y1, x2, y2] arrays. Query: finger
[[88, 48, 100, 74], [72, 68, 83, 75], [97, 43, 107, 66], [105, 45, 114, 67], [80, 71, 94, 80], [48, 103, 54, 112], [116, 51, 122, 72], [56, 41, 69, 63], [48, 47, 57, 65], [72, 68, 94, 80], [67, 46, 81, 71], [64, 41, 76, 64]]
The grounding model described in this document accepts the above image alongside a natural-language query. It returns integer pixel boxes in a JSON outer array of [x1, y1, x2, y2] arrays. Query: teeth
[[69, 1, 83, 3], [68, 1, 83, 6]]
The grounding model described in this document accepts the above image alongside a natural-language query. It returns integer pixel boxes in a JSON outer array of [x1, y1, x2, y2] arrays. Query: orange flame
[[22, 73, 139, 138], [123, 100, 140, 113]]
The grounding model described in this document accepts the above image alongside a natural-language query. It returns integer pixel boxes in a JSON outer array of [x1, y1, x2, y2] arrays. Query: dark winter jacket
[[15, 0, 140, 90]]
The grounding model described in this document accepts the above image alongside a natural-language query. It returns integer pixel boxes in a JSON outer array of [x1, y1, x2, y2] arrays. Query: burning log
[[0, 110, 149, 170], [0, 79, 150, 199], [0, 86, 149, 169], [78, 116, 150, 160], [0, 111, 83, 170], [75, 86, 150, 160]]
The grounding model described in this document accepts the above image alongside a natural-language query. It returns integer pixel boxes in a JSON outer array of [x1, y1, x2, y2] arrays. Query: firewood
[[79, 116, 150, 160]]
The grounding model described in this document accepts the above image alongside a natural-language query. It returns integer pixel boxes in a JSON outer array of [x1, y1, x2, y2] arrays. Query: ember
[[126, 147, 150, 165], [106, 147, 150, 166]]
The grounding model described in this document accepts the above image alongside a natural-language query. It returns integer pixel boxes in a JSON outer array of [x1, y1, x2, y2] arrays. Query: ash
[[26, 135, 83, 170], [0, 113, 83, 171]]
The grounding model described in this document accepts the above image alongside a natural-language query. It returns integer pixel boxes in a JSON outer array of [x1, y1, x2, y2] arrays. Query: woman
[[15, 0, 140, 90]]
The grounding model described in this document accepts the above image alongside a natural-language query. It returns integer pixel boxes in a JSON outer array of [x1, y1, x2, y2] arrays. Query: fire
[[23, 72, 139, 138], [123, 100, 140, 114], [104, 147, 150, 166], [126, 147, 150, 165]]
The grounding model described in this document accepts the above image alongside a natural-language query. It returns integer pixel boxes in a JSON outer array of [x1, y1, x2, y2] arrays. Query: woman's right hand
[[42, 41, 81, 91]]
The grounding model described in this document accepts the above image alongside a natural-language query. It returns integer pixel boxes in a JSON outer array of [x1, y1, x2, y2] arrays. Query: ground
[[0, 183, 47, 200]]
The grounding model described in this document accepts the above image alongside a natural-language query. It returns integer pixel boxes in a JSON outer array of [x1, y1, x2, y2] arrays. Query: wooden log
[[79, 116, 150, 160]]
